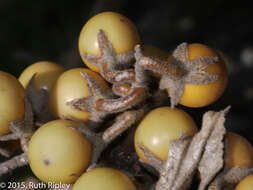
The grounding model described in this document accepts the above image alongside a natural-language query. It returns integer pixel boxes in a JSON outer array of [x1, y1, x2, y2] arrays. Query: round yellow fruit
[[28, 119, 91, 183], [225, 132, 253, 168], [19, 61, 65, 92], [0, 71, 25, 135], [168, 43, 228, 108], [79, 11, 140, 72], [235, 175, 253, 190], [49, 68, 108, 122], [72, 167, 137, 190], [134, 106, 198, 163]]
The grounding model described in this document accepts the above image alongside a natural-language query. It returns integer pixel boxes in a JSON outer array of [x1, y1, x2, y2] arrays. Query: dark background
[[1, 0, 253, 142]]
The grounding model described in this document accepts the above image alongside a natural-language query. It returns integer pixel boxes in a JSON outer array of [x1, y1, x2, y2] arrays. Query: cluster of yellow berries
[[0, 11, 252, 189]]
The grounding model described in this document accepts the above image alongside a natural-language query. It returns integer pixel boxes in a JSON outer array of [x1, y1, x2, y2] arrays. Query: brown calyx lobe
[[100, 61, 136, 83], [112, 83, 132, 96], [95, 87, 147, 113], [140, 107, 231, 190], [138, 56, 184, 78]]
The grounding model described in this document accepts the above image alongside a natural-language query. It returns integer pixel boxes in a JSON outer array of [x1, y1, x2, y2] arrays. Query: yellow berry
[[49, 68, 108, 122], [225, 132, 253, 168], [134, 106, 197, 163], [19, 61, 65, 92], [79, 11, 140, 72], [28, 119, 91, 183], [167, 43, 228, 108], [73, 167, 137, 190], [0, 71, 25, 135], [235, 175, 253, 190]]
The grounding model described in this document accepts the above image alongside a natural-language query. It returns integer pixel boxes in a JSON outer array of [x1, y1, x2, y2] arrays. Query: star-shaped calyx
[[81, 30, 149, 88], [67, 70, 148, 122], [80, 30, 135, 74], [67, 71, 113, 123], [68, 30, 149, 122], [139, 106, 230, 190], [135, 43, 219, 108]]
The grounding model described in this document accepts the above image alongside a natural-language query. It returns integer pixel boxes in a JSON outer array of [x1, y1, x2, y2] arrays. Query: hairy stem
[[0, 153, 28, 177], [0, 133, 19, 141], [103, 109, 144, 143]]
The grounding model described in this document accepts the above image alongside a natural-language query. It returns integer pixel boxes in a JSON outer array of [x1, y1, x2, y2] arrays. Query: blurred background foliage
[[1, 0, 253, 140]]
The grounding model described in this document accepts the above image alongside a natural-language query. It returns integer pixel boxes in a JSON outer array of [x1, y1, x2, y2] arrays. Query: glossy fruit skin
[[134, 106, 198, 163], [49, 68, 108, 122], [72, 167, 137, 190], [167, 43, 228, 108], [0, 71, 25, 135], [18, 61, 65, 92], [235, 174, 253, 190], [225, 132, 253, 168], [79, 11, 140, 72], [28, 119, 91, 183]]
